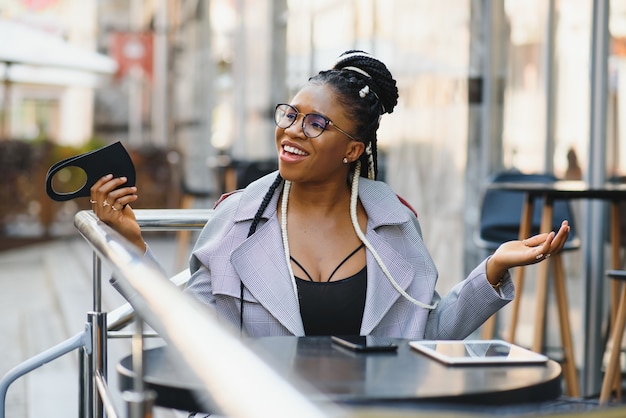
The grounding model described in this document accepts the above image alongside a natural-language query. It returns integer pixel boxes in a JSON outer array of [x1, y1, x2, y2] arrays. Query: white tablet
[[409, 339, 549, 366]]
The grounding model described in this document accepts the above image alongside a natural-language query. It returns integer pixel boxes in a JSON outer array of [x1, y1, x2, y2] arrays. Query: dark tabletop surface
[[487, 180, 626, 199], [117, 336, 562, 412]]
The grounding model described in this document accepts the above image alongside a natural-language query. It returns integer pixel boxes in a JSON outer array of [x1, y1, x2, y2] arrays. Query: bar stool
[[475, 170, 581, 396], [600, 269, 626, 404]]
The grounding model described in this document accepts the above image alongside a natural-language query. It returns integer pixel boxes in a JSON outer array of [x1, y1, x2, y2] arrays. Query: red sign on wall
[[110, 32, 153, 79]]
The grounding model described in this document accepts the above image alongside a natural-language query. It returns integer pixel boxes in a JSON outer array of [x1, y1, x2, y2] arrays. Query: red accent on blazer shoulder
[[213, 190, 242, 209], [396, 194, 418, 218]]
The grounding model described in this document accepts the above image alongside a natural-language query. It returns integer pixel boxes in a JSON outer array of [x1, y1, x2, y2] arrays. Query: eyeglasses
[[274, 103, 358, 141]]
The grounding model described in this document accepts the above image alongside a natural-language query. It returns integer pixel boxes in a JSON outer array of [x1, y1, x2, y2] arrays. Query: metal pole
[[270, 0, 288, 145], [79, 343, 89, 418], [90, 251, 107, 417], [233, 0, 247, 157], [88, 312, 107, 418], [123, 318, 156, 418], [583, 0, 610, 397], [129, 0, 144, 146], [93, 251, 102, 312], [464, 0, 508, 277], [152, 0, 169, 147], [543, 0, 556, 173], [94, 370, 120, 418]]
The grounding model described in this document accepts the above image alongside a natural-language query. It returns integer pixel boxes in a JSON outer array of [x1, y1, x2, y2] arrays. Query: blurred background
[[1, 0, 626, 407], [4, 0, 621, 277]]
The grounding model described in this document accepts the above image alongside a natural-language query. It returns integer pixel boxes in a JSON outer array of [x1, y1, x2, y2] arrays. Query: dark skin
[[276, 84, 367, 282], [91, 82, 570, 286], [90, 174, 145, 252]]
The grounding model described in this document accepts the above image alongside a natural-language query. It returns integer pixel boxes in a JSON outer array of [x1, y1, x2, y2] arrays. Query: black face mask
[[45, 141, 136, 202]]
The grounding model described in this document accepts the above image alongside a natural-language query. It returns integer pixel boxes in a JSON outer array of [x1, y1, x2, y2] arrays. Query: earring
[[343, 157, 349, 164]]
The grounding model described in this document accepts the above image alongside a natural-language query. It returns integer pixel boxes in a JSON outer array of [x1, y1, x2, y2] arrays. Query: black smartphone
[[331, 335, 398, 352]]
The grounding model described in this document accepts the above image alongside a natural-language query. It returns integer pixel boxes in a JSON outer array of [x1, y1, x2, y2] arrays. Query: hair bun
[[333, 50, 399, 114]]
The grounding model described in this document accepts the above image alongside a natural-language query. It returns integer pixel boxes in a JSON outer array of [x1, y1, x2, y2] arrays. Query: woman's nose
[[285, 114, 306, 137]]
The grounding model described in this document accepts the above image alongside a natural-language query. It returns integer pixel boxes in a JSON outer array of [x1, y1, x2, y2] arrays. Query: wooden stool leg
[[532, 197, 554, 354], [609, 281, 625, 401], [481, 315, 497, 340], [507, 265, 526, 342], [609, 203, 622, 399], [482, 263, 527, 341], [552, 253, 580, 397], [613, 281, 624, 400], [532, 259, 550, 353], [610, 203, 622, 325], [600, 284, 626, 405], [504, 194, 534, 343]]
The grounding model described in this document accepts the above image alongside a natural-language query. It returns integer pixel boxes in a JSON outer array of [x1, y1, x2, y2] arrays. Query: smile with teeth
[[284, 145, 309, 156]]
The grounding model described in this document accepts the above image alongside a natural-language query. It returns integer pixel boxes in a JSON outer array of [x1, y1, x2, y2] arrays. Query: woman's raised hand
[[90, 174, 146, 252], [486, 220, 570, 284]]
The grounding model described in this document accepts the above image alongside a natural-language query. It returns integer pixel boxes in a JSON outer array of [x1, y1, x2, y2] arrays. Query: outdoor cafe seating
[[1, 208, 626, 417]]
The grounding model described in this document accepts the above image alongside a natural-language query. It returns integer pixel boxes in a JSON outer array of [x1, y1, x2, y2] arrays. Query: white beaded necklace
[[280, 162, 438, 310], [280, 179, 299, 303]]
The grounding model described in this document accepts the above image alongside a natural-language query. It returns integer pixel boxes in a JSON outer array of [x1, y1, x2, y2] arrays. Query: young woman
[[91, 50, 569, 339]]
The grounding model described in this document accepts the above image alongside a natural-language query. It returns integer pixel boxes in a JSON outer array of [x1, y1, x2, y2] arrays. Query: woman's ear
[[346, 141, 365, 162]]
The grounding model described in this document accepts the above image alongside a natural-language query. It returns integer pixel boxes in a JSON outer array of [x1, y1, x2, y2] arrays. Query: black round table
[[117, 336, 562, 412]]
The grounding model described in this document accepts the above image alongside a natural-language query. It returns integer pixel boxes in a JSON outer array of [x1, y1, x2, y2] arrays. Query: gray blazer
[[185, 172, 514, 339]]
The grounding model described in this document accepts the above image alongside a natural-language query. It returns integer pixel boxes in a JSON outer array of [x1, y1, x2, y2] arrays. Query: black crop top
[[296, 267, 367, 335], [292, 244, 367, 335]]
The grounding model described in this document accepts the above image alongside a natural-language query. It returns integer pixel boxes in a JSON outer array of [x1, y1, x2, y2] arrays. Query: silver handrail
[[107, 208, 209, 333], [74, 210, 334, 418], [107, 269, 190, 333], [134, 208, 213, 230]]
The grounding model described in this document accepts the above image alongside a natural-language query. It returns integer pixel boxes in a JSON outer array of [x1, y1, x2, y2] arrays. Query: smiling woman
[[91, 50, 570, 342]]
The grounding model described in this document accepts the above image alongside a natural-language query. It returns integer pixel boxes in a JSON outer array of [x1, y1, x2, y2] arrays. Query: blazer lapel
[[226, 173, 426, 336], [357, 177, 431, 335], [230, 217, 305, 336], [360, 229, 416, 335]]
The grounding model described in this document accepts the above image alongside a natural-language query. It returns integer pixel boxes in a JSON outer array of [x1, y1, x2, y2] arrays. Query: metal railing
[[0, 209, 335, 418], [79, 209, 215, 418]]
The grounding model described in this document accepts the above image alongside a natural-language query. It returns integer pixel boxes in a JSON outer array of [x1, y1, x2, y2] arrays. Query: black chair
[[234, 159, 278, 189], [476, 170, 581, 251], [475, 170, 581, 396]]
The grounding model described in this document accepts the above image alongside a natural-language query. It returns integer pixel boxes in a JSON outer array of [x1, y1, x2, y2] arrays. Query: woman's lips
[[280, 144, 309, 162]]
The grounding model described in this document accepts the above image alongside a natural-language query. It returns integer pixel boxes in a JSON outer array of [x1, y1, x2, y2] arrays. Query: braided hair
[[240, 172, 283, 331], [309, 50, 399, 180]]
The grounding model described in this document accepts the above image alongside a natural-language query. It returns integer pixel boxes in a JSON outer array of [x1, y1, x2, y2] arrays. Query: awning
[[0, 20, 120, 138], [0, 20, 118, 87]]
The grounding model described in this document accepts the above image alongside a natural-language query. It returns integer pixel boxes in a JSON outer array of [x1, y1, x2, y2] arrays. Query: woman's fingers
[[491, 220, 572, 272], [87, 174, 144, 251], [89, 174, 138, 217], [523, 232, 551, 248], [524, 220, 570, 257], [546, 221, 570, 253]]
